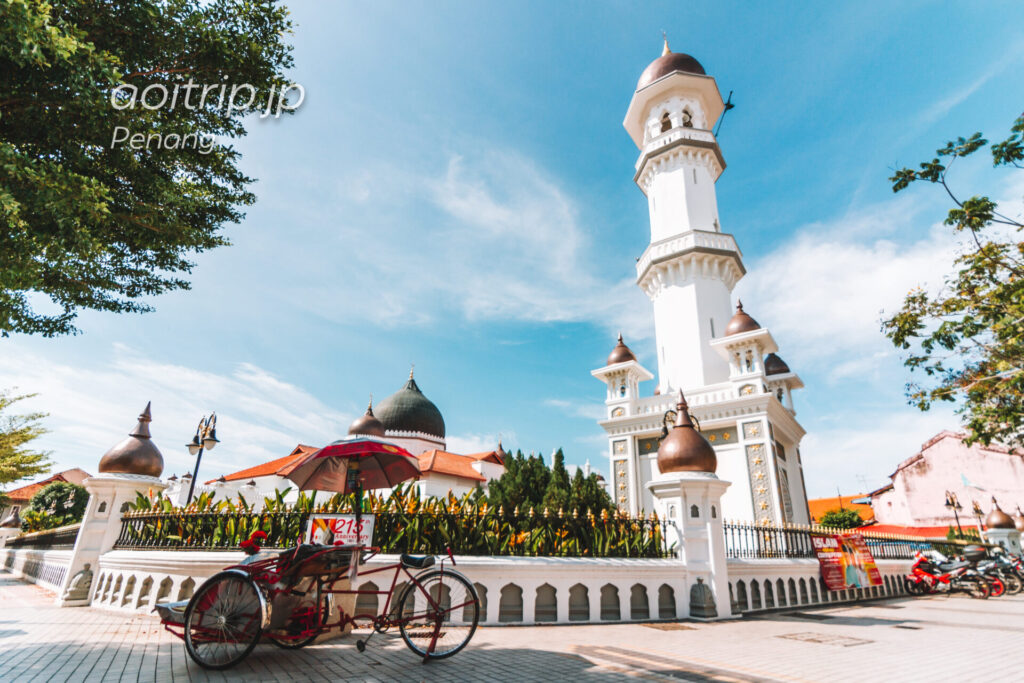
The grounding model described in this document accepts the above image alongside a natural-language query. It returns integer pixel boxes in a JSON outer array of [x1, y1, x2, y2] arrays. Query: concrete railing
[[2, 547, 74, 593]]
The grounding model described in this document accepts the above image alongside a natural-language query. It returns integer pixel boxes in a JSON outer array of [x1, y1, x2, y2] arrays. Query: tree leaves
[[883, 114, 1024, 448], [0, 390, 50, 496], [0, 0, 295, 335]]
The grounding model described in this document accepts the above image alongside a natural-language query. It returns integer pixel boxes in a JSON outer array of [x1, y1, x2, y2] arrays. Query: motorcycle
[[904, 550, 990, 599], [978, 557, 1020, 596]]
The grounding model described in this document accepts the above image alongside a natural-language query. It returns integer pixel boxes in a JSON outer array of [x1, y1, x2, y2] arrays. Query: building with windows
[[593, 41, 810, 525]]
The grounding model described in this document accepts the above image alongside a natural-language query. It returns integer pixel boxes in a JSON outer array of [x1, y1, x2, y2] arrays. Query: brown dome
[[764, 353, 790, 375], [725, 301, 760, 336], [1015, 507, 1024, 533], [98, 402, 164, 478], [985, 498, 1016, 529], [607, 334, 638, 365], [657, 391, 717, 474], [637, 40, 706, 90], [983, 499, 1015, 532], [348, 398, 386, 437]]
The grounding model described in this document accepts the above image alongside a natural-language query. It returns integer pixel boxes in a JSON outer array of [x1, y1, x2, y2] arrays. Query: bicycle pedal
[[356, 640, 366, 653]]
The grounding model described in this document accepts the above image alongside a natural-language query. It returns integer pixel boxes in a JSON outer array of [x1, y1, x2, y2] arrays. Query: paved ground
[[2, 571, 1023, 682]]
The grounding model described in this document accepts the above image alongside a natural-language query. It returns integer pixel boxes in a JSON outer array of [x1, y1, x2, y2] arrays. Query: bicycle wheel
[[184, 571, 266, 669], [267, 577, 325, 649], [397, 570, 479, 660]]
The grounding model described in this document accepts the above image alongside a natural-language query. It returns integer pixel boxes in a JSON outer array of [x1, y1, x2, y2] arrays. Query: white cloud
[[263, 148, 654, 342], [543, 398, 606, 421], [0, 343, 351, 482], [802, 405, 958, 498], [445, 431, 513, 455]]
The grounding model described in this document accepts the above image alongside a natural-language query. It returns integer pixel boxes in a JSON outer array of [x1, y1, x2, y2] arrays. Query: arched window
[[569, 584, 589, 621], [690, 504, 700, 518], [735, 580, 749, 612], [681, 109, 693, 128], [619, 384, 626, 397], [711, 505, 717, 519], [657, 585, 675, 619], [535, 584, 557, 622], [499, 584, 523, 622], [630, 585, 650, 620], [600, 584, 620, 621], [751, 581, 762, 609], [660, 112, 671, 133]]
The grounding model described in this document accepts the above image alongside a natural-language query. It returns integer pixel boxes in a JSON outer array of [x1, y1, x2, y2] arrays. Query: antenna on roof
[[713, 90, 735, 137]]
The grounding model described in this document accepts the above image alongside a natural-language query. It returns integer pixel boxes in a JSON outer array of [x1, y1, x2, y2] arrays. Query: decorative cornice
[[634, 133, 725, 190]]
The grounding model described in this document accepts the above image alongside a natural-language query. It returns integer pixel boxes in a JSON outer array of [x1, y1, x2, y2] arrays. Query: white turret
[[624, 38, 743, 393]]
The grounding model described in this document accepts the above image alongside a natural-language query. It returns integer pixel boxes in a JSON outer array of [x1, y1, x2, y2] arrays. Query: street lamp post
[[944, 490, 964, 536], [185, 413, 220, 505]]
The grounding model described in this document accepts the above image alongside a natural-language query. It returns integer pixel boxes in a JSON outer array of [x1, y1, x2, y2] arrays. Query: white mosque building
[[593, 40, 810, 526]]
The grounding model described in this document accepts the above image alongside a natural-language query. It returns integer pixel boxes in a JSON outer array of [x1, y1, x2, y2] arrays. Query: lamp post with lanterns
[[944, 490, 964, 536], [185, 413, 219, 505]]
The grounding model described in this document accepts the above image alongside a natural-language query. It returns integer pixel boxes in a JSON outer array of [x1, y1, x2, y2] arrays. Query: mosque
[[592, 40, 811, 526]]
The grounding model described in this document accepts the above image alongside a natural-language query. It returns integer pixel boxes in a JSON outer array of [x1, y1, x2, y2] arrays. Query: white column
[[56, 474, 166, 607]]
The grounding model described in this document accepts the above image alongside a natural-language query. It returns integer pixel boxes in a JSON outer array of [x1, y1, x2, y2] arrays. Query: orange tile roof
[[210, 445, 319, 483], [418, 450, 487, 482], [465, 450, 504, 465], [807, 494, 875, 524], [862, 524, 960, 539], [3, 468, 92, 503]]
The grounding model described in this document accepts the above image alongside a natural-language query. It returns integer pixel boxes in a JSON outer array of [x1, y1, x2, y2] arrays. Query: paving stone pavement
[[2, 571, 1024, 682]]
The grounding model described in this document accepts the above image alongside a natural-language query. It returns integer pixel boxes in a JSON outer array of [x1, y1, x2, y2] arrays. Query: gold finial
[[409, 363, 415, 380], [662, 31, 671, 56]]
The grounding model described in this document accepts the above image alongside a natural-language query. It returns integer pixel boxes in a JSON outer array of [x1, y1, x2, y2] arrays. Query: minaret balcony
[[636, 230, 744, 287]]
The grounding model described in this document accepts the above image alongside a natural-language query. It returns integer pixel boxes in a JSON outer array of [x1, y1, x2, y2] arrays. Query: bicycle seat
[[400, 554, 435, 569]]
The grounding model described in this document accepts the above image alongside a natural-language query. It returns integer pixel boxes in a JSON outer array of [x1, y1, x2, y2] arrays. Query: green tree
[[819, 508, 864, 529], [24, 481, 88, 530], [487, 450, 551, 512], [540, 448, 571, 512], [569, 468, 614, 517], [0, 391, 50, 505], [884, 114, 1024, 447], [1, 0, 296, 336]]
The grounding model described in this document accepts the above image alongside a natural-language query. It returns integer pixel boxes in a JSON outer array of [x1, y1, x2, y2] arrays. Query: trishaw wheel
[[268, 577, 325, 649], [184, 571, 265, 670], [398, 570, 479, 660]]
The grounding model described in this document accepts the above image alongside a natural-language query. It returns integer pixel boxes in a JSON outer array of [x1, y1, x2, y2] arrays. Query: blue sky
[[4, 1, 1023, 498]]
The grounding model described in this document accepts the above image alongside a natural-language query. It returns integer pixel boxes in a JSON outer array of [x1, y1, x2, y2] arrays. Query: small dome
[[606, 334, 637, 365], [98, 402, 164, 478], [0, 508, 21, 529], [375, 370, 446, 439], [348, 398, 386, 437], [985, 498, 1016, 529], [637, 39, 706, 90], [764, 353, 791, 376], [657, 391, 717, 474], [725, 300, 760, 336], [1014, 507, 1024, 533]]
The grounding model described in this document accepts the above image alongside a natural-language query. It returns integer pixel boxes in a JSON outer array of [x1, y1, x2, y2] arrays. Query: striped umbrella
[[286, 435, 420, 493]]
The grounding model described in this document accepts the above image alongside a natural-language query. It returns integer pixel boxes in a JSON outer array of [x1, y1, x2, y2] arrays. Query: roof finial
[[409, 363, 415, 380], [366, 394, 374, 415], [661, 31, 671, 56], [617, 331, 623, 343], [736, 299, 744, 312]]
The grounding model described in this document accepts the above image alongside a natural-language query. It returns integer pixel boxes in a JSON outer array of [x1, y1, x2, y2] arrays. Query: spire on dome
[[656, 390, 716, 474], [662, 31, 671, 56]]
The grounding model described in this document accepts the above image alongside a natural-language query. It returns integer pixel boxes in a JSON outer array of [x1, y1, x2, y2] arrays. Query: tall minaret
[[624, 38, 745, 393]]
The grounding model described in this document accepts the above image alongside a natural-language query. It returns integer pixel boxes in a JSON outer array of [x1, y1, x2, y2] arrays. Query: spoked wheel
[[903, 577, 928, 595], [184, 571, 267, 670], [397, 570, 479, 660], [267, 577, 325, 649], [960, 579, 990, 600], [1004, 573, 1023, 595]]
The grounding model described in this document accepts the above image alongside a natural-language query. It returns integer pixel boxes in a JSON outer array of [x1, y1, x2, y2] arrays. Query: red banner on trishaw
[[811, 533, 883, 591]]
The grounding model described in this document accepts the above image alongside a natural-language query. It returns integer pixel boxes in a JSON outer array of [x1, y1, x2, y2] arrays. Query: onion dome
[[637, 37, 706, 90], [348, 397, 386, 437], [98, 402, 164, 478], [764, 353, 791, 376], [607, 333, 638, 365], [657, 391, 717, 474], [375, 369, 446, 439], [1014, 507, 1024, 533], [724, 300, 760, 336], [985, 498, 1016, 529], [0, 508, 21, 529], [167, 474, 178, 482]]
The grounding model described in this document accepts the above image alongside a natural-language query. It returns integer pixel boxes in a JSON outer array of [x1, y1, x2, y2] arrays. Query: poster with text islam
[[811, 533, 884, 591]]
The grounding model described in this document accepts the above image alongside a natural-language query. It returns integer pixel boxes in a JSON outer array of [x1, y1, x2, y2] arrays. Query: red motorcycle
[[904, 551, 990, 599]]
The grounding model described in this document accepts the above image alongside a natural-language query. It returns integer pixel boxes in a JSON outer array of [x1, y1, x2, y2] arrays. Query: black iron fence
[[5, 524, 81, 550], [113, 510, 674, 558], [724, 521, 993, 560]]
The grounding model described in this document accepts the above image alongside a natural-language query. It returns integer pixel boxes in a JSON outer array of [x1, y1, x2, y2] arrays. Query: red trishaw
[[156, 437, 480, 670]]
